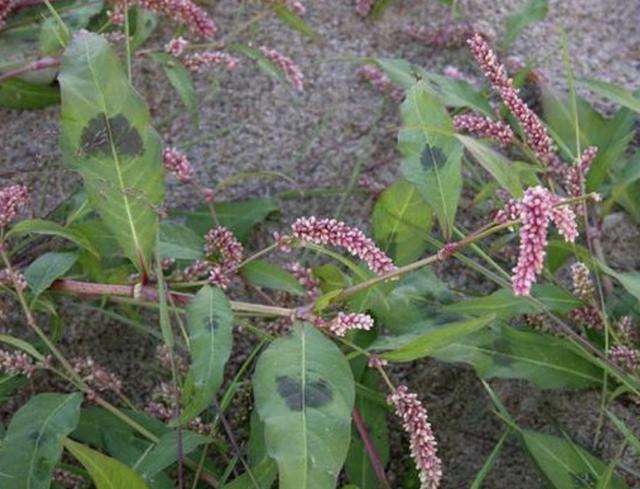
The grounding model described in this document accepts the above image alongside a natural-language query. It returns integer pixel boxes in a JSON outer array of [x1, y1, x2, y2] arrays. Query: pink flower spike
[[259, 46, 304, 91], [0, 349, 35, 377], [328, 312, 374, 337], [453, 112, 515, 146], [163, 147, 193, 183], [609, 345, 640, 373], [549, 197, 578, 243], [359, 65, 404, 101], [184, 51, 240, 73], [467, 33, 557, 166], [406, 21, 477, 48], [137, 0, 217, 39], [291, 216, 396, 276], [389, 385, 442, 489], [280, 0, 305, 15], [354, 0, 374, 17], [0, 184, 29, 229], [205, 225, 244, 280], [564, 146, 597, 215]]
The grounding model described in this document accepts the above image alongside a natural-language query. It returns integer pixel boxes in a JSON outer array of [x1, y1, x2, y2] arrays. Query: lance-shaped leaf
[[253, 322, 355, 489], [399, 81, 463, 239], [0, 393, 82, 489], [59, 32, 164, 273], [65, 439, 150, 489], [179, 285, 234, 423]]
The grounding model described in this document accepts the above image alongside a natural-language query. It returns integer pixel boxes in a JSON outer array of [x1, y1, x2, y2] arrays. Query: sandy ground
[[1, 0, 640, 487]]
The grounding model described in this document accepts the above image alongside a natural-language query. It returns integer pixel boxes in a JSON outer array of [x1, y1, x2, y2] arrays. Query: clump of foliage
[[0, 1, 639, 489]]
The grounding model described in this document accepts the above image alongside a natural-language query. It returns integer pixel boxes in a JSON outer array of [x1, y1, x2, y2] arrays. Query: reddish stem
[[352, 407, 391, 489], [50, 279, 193, 305], [0, 56, 60, 83]]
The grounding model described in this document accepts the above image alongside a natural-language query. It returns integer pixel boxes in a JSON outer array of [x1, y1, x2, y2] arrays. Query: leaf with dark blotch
[[0, 393, 82, 489], [253, 322, 355, 489], [59, 32, 164, 273]]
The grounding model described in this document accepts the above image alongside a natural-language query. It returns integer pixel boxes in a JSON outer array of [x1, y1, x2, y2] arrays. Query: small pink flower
[[0, 0, 16, 30], [259, 46, 304, 91], [0, 349, 35, 377], [291, 216, 396, 276], [359, 65, 404, 101], [388, 385, 442, 489], [208, 265, 230, 289], [564, 146, 597, 215], [616, 316, 639, 346], [165, 36, 188, 57], [453, 112, 515, 146], [494, 197, 519, 224], [512, 186, 578, 296], [328, 312, 374, 337], [570, 262, 594, 300], [273, 231, 293, 253], [279, 0, 305, 15], [368, 354, 388, 369], [137, 0, 217, 39], [288, 262, 320, 298], [204, 226, 243, 288], [467, 33, 557, 167], [0, 184, 29, 229], [202, 187, 215, 204], [163, 147, 193, 183], [609, 345, 640, 373], [184, 51, 240, 72], [72, 356, 122, 394], [570, 306, 602, 330], [0, 268, 27, 291]]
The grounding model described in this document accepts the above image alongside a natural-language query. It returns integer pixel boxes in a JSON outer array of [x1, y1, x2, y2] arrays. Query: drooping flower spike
[[259, 46, 304, 91], [327, 312, 374, 337], [162, 147, 193, 183], [0, 184, 29, 229], [291, 216, 396, 276], [453, 112, 515, 146], [138, 0, 217, 39], [389, 385, 442, 489], [184, 51, 241, 73], [205, 226, 244, 289], [512, 186, 578, 296]]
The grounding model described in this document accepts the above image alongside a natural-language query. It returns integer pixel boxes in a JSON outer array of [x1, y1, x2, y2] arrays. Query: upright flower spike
[[467, 33, 557, 167], [327, 312, 374, 337], [389, 385, 442, 489], [564, 146, 597, 214], [184, 51, 241, 72], [570, 262, 594, 300], [0, 349, 35, 377], [0, 184, 29, 229], [512, 186, 578, 296], [291, 216, 396, 276], [259, 46, 304, 91], [137, 0, 217, 39], [453, 112, 515, 146], [204, 226, 244, 289]]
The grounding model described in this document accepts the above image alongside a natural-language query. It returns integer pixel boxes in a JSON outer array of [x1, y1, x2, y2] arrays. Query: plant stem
[[352, 407, 391, 489]]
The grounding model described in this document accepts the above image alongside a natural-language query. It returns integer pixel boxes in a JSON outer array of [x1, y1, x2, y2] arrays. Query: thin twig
[[352, 407, 391, 489]]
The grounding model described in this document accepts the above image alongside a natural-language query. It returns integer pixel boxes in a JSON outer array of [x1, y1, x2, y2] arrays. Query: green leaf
[[136, 430, 210, 478], [39, 1, 103, 55], [430, 325, 603, 389], [422, 72, 495, 116], [606, 411, 640, 456], [179, 285, 234, 423], [456, 135, 522, 197], [373, 58, 422, 89], [520, 430, 627, 489], [0, 334, 45, 361], [0, 393, 82, 489], [0, 79, 60, 109], [372, 179, 432, 265], [240, 260, 305, 296], [25, 252, 78, 298], [372, 0, 397, 18], [65, 438, 150, 489], [598, 262, 640, 303], [579, 79, 640, 113], [272, 4, 316, 38], [345, 369, 389, 489], [503, 0, 548, 48], [59, 32, 164, 274], [253, 322, 355, 489], [151, 53, 198, 126], [158, 221, 204, 261], [399, 81, 463, 239], [8, 219, 99, 257], [374, 315, 495, 362], [220, 458, 278, 489], [131, 8, 158, 50], [470, 429, 510, 489]]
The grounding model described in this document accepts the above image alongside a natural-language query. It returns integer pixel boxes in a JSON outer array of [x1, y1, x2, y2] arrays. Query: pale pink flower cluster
[[368, 354, 388, 369], [137, 0, 217, 39], [453, 112, 515, 146], [359, 65, 404, 101], [72, 357, 122, 399], [277, 0, 305, 15], [570, 262, 594, 300], [288, 262, 320, 298], [0, 349, 35, 377], [291, 216, 396, 276], [354, 0, 374, 17], [0, 184, 29, 229], [162, 147, 193, 183], [183, 51, 241, 73], [494, 197, 519, 224], [146, 381, 210, 434], [259, 46, 304, 91], [406, 22, 476, 48], [616, 316, 638, 346], [0, 268, 27, 291], [164, 36, 188, 57], [180, 259, 211, 281], [609, 346, 640, 373], [564, 146, 597, 214], [205, 226, 244, 289], [0, 0, 16, 30], [388, 385, 442, 489], [467, 33, 557, 166], [512, 186, 578, 296], [328, 312, 374, 337]]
